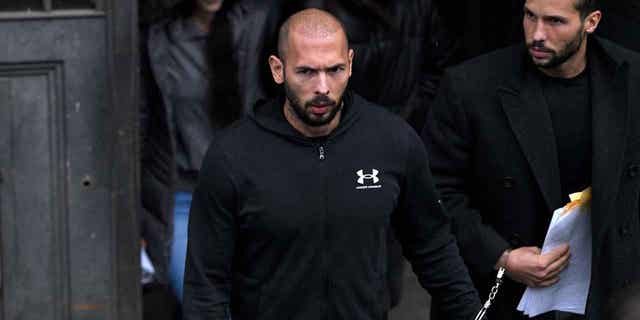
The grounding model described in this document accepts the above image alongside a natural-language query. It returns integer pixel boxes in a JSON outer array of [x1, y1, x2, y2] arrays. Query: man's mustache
[[529, 40, 553, 52], [307, 95, 336, 107]]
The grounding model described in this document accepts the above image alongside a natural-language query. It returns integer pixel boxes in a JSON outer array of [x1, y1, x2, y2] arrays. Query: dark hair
[[574, 0, 599, 18]]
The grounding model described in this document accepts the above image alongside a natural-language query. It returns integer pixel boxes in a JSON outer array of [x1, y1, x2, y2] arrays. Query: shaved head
[[277, 8, 349, 59], [267, 8, 354, 137]]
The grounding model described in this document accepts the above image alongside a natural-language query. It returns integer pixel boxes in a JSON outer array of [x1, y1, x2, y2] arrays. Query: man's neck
[[283, 102, 341, 138]]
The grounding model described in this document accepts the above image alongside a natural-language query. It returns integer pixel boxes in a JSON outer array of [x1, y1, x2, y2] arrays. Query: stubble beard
[[283, 80, 342, 127]]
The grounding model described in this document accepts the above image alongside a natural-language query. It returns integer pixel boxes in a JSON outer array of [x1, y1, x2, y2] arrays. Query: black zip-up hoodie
[[183, 93, 480, 320]]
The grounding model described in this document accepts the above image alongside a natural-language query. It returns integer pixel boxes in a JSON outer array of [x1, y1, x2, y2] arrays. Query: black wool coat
[[422, 37, 640, 320]]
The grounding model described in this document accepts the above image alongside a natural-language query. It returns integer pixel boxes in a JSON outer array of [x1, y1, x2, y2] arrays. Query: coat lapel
[[590, 47, 630, 246], [498, 68, 563, 213]]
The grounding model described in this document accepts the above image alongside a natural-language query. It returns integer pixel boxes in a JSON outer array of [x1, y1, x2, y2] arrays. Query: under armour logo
[[357, 169, 380, 185]]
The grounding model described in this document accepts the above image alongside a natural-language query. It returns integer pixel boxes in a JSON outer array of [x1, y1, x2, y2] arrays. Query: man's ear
[[268, 55, 285, 84], [584, 10, 602, 34], [348, 49, 354, 77]]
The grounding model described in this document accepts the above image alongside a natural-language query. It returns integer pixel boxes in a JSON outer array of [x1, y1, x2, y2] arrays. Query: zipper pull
[[318, 146, 325, 160]]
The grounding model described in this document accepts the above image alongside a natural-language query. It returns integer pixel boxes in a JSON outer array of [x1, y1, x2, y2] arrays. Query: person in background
[[139, 0, 243, 316]]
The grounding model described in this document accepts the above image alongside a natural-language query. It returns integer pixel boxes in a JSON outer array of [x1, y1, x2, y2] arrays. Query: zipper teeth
[[320, 145, 329, 317]]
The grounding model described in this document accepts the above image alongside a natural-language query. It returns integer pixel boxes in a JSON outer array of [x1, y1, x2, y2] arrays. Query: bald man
[[183, 9, 480, 320]]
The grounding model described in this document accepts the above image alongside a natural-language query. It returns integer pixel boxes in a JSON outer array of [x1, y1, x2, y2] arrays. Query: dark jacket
[[422, 37, 640, 319], [139, 1, 248, 283], [183, 93, 481, 320]]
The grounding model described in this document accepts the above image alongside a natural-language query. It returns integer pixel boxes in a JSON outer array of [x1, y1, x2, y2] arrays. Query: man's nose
[[314, 72, 330, 95], [533, 21, 546, 42]]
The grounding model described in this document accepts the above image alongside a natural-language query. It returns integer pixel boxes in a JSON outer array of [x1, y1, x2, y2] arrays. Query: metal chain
[[474, 267, 506, 320]]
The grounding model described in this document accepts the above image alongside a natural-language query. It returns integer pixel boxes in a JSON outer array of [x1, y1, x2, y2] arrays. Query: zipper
[[315, 143, 329, 316]]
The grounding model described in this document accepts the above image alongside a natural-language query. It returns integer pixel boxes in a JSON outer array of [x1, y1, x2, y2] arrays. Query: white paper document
[[517, 191, 592, 317]]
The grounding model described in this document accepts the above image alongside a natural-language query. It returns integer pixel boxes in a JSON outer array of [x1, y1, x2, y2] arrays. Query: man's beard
[[284, 81, 342, 127], [528, 29, 586, 69]]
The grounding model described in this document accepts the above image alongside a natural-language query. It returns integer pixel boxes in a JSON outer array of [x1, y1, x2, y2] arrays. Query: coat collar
[[497, 46, 563, 213]]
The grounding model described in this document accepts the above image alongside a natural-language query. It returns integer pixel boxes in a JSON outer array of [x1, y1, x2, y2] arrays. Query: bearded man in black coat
[[423, 0, 640, 319]]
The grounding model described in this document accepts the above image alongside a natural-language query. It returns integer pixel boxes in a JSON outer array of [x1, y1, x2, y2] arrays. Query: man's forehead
[[288, 52, 349, 70]]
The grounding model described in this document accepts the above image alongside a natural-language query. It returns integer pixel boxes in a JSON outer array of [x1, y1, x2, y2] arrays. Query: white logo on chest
[[356, 169, 382, 190]]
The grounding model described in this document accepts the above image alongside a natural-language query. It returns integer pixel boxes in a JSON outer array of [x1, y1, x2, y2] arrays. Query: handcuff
[[474, 267, 506, 320]]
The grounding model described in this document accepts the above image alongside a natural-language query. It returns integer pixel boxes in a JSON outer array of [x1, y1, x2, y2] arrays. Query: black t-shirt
[[540, 69, 592, 198]]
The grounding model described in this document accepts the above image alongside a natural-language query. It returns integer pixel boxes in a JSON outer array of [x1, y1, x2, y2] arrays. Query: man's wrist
[[495, 249, 511, 270]]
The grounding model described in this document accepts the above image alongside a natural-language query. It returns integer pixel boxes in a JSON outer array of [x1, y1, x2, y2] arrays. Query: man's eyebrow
[[523, 7, 568, 22], [542, 15, 568, 22], [320, 63, 347, 72], [295, 65, 316, 71], [325, 63, 346, 70], [294, 63, 346, 71]]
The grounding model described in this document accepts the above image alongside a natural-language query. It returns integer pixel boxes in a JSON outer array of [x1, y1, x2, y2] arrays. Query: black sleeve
[[183, 144, 238, 320], [421, 72, 511, 276], [392, 129, 481, 319]]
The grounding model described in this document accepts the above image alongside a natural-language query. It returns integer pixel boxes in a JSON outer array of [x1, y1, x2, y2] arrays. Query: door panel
[[0, 63, 67, 320], [0, 1, 139, 319]]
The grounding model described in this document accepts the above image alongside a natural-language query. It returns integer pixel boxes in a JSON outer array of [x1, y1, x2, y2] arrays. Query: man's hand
[[499, 244, 570, 287]]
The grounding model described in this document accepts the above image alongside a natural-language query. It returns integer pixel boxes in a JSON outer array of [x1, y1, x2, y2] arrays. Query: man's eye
[[549, 18, 564, 25], [298, 69, 313, 75], [524, 11, 535, 20], [329, 67, 344, 73]]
